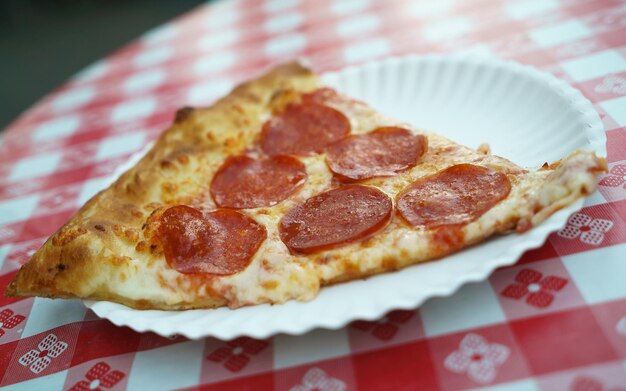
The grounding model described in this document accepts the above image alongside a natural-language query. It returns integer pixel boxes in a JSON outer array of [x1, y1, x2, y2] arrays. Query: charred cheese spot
[[177, 154, 190, 165], [360, 236, 378, 248], [342, 261, 361, 278], [231, 104, 245, 114], [261, 259, 273, 272], [135, 240, 148, 252], [381, 256, 399, 271], [142, 215, 162, 241], [124, 228, 139, 243], [52, 226, 87, 246], [160, 160, 175, 170], [162, 182, 176, 192], [175, 107, 194, 123], [224, 138, 238, 148], [149, 243, 163, 256], [115, 256, 132, 265], [111, 225, 124, 238], [134, 300, 152, 310], [161, 183, 178, 202], [144, 202, 162, 211]]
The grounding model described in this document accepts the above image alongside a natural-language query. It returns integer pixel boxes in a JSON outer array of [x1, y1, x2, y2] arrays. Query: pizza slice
[[6, 62, 606, 310]]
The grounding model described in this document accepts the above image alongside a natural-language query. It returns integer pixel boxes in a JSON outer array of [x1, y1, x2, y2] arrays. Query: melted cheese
[[113, 96, 603, 308]]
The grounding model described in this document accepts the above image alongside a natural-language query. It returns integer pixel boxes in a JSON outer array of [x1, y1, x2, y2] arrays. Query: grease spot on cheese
[[262, 280, 278, 290]]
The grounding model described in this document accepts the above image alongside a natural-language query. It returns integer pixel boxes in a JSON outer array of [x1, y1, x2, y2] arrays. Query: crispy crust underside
[[5, 62, 606, 310]]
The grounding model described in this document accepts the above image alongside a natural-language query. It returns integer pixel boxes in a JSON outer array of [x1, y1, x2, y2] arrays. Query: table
[[1, 0, 625, 389]]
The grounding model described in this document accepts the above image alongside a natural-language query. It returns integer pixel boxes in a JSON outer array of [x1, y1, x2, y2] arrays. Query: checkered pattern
[[1, 0, 625, 389]]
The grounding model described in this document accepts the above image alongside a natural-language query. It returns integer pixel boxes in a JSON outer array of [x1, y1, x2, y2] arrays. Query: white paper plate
[[85, 54, 606, 340]]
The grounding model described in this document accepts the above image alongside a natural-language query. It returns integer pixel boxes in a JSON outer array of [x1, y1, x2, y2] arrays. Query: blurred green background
[[0, 0, 206, 131]]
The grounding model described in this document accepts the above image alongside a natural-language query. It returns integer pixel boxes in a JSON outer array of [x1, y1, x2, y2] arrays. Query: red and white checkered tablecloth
[[1, 0, 625, 389]]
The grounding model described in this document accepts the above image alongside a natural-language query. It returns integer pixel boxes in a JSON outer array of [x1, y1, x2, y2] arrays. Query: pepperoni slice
[[326, 127, 427, 181], [261, 101, 351, 156], [397, 164, 511, 228], [211, 155, 307, 209], [157, 205, 266, 275], [279, 185, 392, 254]]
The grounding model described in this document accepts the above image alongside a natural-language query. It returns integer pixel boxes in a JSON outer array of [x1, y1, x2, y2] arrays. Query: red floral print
[[290, 367, 346, 391], [18, 334, 68, 374], [557, 213, 613, 246], [0, 309, 25, 337], [70, 362, 125, 391], [444, 333, 510, 384], [351, 310, 414, 341], [206, 337, 269, 372], [501, 268, 568, 308]]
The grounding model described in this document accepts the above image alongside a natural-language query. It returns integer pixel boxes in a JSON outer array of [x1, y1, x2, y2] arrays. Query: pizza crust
[[6, 62, 319, 309], [6, 62, 606, 310]]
